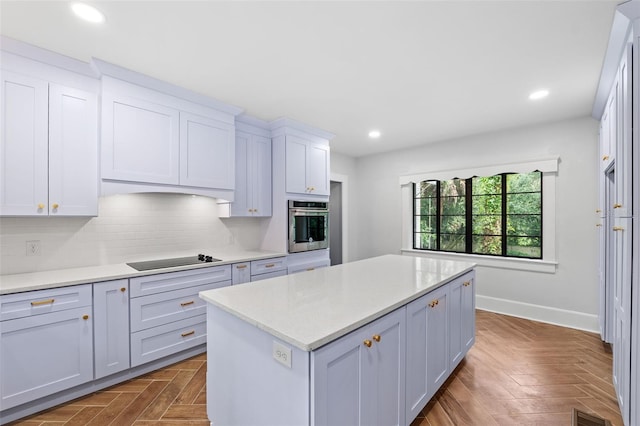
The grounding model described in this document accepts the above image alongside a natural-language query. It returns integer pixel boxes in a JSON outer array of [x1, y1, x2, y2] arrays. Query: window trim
[[400, 158, 558, 273]]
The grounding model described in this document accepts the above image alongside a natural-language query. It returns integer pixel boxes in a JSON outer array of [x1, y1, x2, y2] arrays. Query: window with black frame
[[413, 171, 542, 259]]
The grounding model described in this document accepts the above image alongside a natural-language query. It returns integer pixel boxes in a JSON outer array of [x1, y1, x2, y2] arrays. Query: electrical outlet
[[26, 240, 41, 256], [272, 341, 292, 369]]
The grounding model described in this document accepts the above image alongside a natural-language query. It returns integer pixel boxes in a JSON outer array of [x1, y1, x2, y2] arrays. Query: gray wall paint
[[332, 116, 600, 329]]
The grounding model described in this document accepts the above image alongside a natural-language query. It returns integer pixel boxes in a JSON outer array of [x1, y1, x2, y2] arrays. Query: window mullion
[[436, 181, 441, 251], [501, 173, 507, 256], [465, 179, 472, 254]]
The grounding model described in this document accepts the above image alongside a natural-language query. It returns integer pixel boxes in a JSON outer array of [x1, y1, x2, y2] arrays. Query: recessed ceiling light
[[368, 130, 381, 139], [529, 89, 549, 100], [71, 2, 105, 23]]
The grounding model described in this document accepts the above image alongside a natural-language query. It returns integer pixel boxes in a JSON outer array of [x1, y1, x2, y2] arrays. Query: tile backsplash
[[0, 193, 268, 275]]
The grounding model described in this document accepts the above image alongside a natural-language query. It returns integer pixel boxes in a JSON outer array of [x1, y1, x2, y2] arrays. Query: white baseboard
[[476, 295, 600, 334]]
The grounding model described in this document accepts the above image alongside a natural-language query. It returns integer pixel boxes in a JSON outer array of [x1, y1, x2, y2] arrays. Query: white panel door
[[251, 135, 272, 216], [0, 307, 93, 410], [306, 143, 330, 196], [231, 131, 250, 216], [102, 93, 179, 185], [285, 136, 308, 194], [179, 112, 234, 189], [94, 280, 130, 379], [0, 71, 48, 215], [48, 84, 98, 216]]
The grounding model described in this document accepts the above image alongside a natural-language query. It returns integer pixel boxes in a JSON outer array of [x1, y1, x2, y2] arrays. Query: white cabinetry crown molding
[[270, 117, 335, 143], [91, 58, 243, 116]]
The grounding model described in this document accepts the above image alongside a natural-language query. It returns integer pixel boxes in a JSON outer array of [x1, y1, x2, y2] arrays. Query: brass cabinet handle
[[306, 267, 315, 271], [181, 330, 195, 337], [613, 226, 624, 231], [180, 301, 195, 307], [596, 224, 602, 227], [372, 334, 381, 342], [613, 203, 622, 209], [52, 203, 59, 209], [82, 314, 89, 320], [265, 263, 275, 268], [31, 298, 55, 306], [595, 209, 602, 213], [363, 339, 372, 348], [37, 203, 45, 209], [428, 300, 439, 308], [602, 155, 610, 161], [120, 287, 126, 292], [236, 264, 247, 269], [463, 281, 471, 287]]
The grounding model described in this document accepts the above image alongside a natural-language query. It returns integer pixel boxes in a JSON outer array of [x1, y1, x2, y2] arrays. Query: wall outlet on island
[[272, 341, 292, 369], [26, 240, 41, 256]]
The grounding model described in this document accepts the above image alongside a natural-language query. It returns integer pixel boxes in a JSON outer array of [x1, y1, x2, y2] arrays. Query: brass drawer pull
[[306, 267, 315, 271], [602, 155, 610, 161], [463, 281, 471, 287], [180, 301, 195, 307], [596, 224, 602, 227], [31, 298, 55, 306], [372, 334, 381, 342], [613, 226, 624, 231], [265, 263, 275, 268], [181, 330, 195, 337], [613, 203, 622, 209], [428, 300, 439, 308], [120, 287, 126, 292], [236, 264, 247, 269], [363, 339, 372, 348], [82, 314, 89, 320]]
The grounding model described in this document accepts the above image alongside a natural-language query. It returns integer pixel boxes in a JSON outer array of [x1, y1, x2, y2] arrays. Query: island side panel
[[206, 304, 310, 426]]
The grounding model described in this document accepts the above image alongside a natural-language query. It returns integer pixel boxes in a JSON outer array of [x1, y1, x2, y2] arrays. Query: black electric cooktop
[[127, 254, 221, 271]]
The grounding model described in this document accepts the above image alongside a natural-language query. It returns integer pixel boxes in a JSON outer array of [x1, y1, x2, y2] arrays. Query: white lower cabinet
[[129, 265, 232, 367], [406, 271, 475, 423], [0, 285, 93, 410], [312, 308, 406, 426], [93, 279, 130, 379], [232, 257, 288, 285]]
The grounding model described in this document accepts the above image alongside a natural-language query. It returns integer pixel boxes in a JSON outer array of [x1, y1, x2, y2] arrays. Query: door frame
[[330, 172, 349, 264]]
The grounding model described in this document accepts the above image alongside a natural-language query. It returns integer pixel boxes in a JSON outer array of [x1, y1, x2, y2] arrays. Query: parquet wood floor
[[9, 311, 622, 426]]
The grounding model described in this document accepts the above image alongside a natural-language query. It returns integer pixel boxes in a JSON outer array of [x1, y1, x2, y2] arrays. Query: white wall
[[349, 116, 600, 331], [0, 193, 266, 275], [330, 152, 358, 263]]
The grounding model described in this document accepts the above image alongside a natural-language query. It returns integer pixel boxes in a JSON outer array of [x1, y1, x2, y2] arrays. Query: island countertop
[[199, 254, 476, 351]]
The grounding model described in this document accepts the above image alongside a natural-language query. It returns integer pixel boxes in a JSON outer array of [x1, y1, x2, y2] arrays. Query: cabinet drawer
[[288, 259, 330, 275], [251, 257, 287, 276], [131, 280, 230, 332], [0, 284, 92, 321], [131, 314, 207, 367], [251, 270, 287, 282], [130, 265, 231, 298]]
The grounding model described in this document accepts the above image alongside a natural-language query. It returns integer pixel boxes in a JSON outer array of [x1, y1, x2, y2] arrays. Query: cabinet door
[[426, 285, 449, 394], [0, 307, 93, 410], [230, 131, 251, 216], [614, 43, 632, 218], [232, 262, 251, 285], [449, 278, 464, 370], [101, 92, 180, 185], [612, 217, 631, 426], [285, 135, 308, 195], [306, 143, 330, 196], [251, 135, 272, 216], [180, 112, 234, 189], [461, 276, 476, 353], [94, 279, 130, 379], [367, 308, 405, 426], [406, 294, 429, 421], [48, 84, 98, 216], [312, 309, 405, 426], [0, 71, 48, 216]]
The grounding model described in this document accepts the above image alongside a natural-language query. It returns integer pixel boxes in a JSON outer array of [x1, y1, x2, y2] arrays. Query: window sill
[[400, 249, 557, 274]]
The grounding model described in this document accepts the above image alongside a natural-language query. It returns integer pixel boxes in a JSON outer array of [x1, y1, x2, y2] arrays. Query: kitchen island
[[199, 254, 476, 426]]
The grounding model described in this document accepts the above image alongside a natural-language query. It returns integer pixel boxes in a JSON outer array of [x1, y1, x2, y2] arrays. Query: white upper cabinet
[[0, 65, 98, 217], [219, 117, 272, 217], [285, 134, 330, 196], [102, 90, 180, 185], [94, 59, 242, 199], [180, 112, 235, 190]]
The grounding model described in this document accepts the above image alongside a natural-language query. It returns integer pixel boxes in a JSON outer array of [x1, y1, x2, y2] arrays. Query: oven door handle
[[290, 209, 328, 214]]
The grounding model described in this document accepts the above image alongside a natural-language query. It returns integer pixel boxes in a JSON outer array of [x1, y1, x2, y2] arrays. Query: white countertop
[[0, 250, 286, 295], [199, 254, 475, 351]]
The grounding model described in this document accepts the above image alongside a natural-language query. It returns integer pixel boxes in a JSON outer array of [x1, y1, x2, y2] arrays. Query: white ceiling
[[0, 1, 617, 157]]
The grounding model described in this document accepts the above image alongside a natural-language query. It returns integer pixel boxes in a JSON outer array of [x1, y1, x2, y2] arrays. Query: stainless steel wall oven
[[288, 200, 329, 253]]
